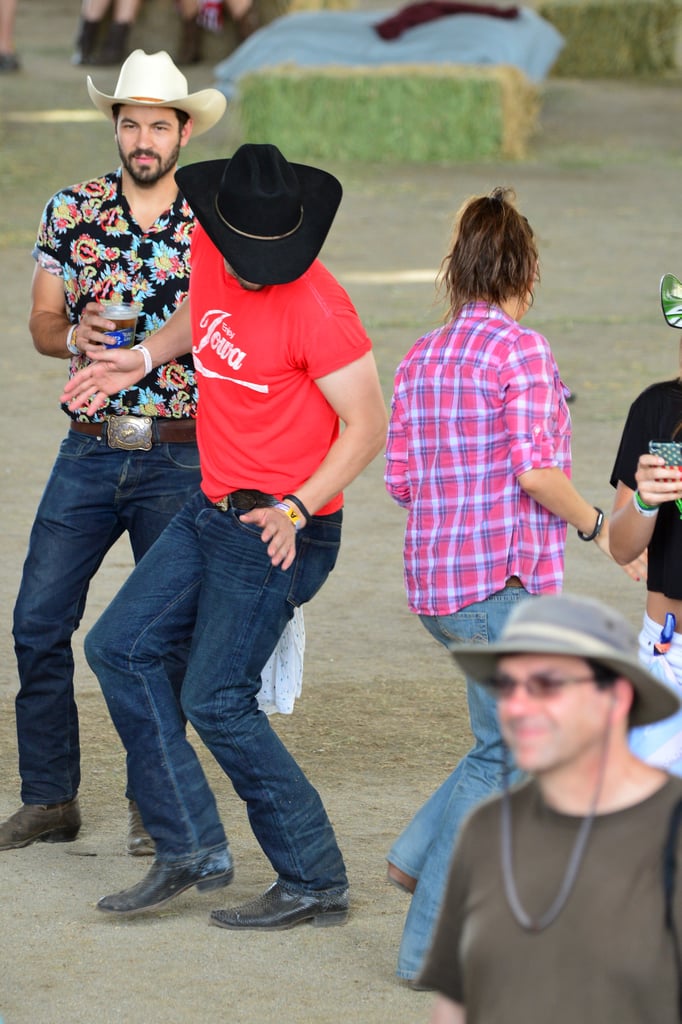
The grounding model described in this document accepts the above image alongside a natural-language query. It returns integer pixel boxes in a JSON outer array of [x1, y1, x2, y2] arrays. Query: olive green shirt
[[420, 776, 682, 1023]]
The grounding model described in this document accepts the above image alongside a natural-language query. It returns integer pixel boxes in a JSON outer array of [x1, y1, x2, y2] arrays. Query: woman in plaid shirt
[[384, 187, 630, 986]]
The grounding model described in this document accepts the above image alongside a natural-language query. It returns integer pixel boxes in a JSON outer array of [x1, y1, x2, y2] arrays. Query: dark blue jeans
[[84, 491, 348, 891], [12, 429, 201, 804]]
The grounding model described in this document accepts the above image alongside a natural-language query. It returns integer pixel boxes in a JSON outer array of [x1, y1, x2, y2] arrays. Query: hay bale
[[537, 0, 682, 77], [237, 63, 540, 162]]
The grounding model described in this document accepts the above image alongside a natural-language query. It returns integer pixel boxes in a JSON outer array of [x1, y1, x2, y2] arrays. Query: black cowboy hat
[[175, 143, 342, 286]]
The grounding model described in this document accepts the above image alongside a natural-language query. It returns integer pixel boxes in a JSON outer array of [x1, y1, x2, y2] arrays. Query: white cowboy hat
[[87, 49, 226, 136]]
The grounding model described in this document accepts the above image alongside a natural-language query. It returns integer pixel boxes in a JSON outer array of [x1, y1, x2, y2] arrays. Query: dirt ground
[[2, 3, 682, 1022]]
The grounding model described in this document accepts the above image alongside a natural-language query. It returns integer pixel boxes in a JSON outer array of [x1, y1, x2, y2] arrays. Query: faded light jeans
[[84, 490, 348, 891], [389, 585, 531, 980]]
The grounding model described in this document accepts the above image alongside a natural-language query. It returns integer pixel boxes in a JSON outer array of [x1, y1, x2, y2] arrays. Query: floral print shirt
[[33, 168, 198, 421]]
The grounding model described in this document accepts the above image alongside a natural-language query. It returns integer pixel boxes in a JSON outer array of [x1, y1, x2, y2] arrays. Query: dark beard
[[118, 139, 182, 186]]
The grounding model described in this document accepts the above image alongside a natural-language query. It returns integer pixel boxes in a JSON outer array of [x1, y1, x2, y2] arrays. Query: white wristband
[[66, 324, 80, 355], [632, 490, 659, 517], [132, 343, 153, 376]]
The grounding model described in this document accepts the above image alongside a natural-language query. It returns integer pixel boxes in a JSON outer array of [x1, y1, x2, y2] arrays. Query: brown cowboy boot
[[126, 800, 155, 857], [0, 797, 81, 850], [234, 3, 260, 42], [176, 16, 203, 65]]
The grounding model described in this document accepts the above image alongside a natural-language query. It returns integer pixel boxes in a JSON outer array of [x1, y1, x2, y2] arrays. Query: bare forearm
[[132, 302, 192, 367], [609, 497, 655, 564], [294, 414, 387, 516], [29, 310, 74, 358], [609, 481, 656, 565], [518, 467, 602, 535]]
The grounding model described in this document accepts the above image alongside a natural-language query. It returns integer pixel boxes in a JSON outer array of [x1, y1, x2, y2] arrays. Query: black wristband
[[577, 507, 604, 542], [283, 493, 311, 525]]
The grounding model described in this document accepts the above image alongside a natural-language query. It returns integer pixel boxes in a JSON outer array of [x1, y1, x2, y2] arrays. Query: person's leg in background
[[174, 0, 259, 66], [72, 0, 140, 66], [0, 0, 19, 71], [388, 585, 531, 982]]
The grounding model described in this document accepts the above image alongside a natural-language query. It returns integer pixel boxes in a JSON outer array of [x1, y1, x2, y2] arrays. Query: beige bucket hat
[[87, 49, 226, 136], [452, 592, 681, 727]]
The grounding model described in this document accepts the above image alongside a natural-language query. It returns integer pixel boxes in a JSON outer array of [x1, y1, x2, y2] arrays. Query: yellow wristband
[[275, 501, 304, 531]]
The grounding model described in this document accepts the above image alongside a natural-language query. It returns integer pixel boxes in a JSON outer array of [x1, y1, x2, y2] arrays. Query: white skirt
[[629, 612, 682, 775]]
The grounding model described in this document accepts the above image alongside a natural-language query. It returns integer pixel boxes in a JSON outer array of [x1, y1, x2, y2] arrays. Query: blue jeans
[[84, 491, 348, 890], [389, 586, 531, 980], [12, 429, 200, 805]]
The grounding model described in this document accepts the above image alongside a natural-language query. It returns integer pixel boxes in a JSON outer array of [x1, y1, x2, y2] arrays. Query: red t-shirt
[[189, 224, 373, 512]]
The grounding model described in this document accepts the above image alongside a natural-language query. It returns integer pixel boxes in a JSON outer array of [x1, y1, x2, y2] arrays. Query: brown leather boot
[[234, 3, 260, 42], [71, 18, 102, 66], [126, 799, 155, 857], [176, 16, 203, 65], [0, 797, 81, 850]]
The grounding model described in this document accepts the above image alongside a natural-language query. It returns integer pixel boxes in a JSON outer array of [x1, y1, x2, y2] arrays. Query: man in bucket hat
[[5, 51, 229, 857], [61, 143, 388, 927], [419, 592, 682, 1023]]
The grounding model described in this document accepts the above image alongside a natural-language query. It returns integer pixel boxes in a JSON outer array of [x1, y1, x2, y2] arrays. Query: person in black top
[[610, 376, 682, 774]]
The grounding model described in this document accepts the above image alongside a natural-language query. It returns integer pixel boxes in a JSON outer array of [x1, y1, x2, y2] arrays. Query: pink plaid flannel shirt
[[385, 302, 571, 616]]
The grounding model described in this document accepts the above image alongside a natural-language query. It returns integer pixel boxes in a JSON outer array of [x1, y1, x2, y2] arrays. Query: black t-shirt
[[611, 378, 682, 598]]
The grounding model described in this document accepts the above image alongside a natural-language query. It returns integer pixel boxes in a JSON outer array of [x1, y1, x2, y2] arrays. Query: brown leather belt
[[505, 575, 524, 588], [70, 416, 196, 451]]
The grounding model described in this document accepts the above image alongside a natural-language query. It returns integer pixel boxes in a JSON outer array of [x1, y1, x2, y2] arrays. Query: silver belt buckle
[[106, 416, 153, 451]]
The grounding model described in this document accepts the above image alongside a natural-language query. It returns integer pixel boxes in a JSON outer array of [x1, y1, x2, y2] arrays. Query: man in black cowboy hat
[[419, 592, 682, 1023], [61, 143, 388, 927]]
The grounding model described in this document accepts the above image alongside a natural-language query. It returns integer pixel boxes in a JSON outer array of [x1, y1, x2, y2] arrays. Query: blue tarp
[[213, 7, 565, 100]]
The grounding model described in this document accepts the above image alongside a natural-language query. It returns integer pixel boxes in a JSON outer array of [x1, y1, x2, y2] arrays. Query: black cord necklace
[[500, 718, 612, 933]]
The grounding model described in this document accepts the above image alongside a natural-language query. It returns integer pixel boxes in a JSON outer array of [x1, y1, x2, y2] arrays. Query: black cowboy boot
[[71, 18, 101, 66], [92, 21, 132, 66]]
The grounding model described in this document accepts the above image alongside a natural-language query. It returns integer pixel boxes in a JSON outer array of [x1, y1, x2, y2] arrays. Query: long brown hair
[[437, 187, 539, 321]]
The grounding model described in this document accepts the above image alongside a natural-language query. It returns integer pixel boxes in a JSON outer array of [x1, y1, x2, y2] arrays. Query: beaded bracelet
[[632, 491, 659, 518]]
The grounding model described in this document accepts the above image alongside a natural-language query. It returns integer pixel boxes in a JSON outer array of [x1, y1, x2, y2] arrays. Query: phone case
[[649, 440, 682, 466]]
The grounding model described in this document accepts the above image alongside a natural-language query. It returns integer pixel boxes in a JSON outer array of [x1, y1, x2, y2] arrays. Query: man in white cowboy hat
[[419, 592, 682, 1024], [61, 142, 388, 927], [4, 50, 230, 857]]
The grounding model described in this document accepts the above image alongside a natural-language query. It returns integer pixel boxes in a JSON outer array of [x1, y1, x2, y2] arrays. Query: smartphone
[[649, 440, 682, 466]]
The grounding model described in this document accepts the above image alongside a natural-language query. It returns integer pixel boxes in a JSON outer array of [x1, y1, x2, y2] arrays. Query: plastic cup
[[99, 302, 142, 349]]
